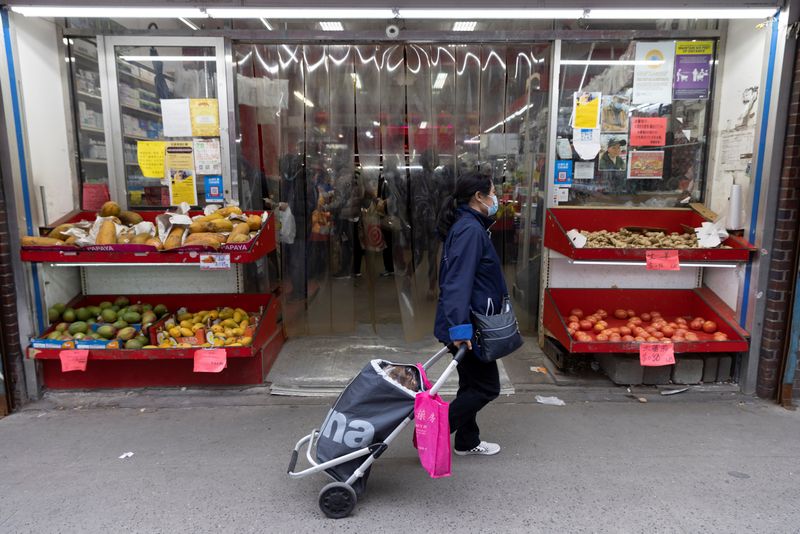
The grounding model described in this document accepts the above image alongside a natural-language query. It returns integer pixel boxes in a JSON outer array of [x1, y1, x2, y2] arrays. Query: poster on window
[[627, 150, 665, 180], [632, 41, 675, 105], [674, 41, 713, 100], [629, 117, 668, 147], [572, 91, 601, 129], [165, 142, 198, 205], [600, 95, 630, 133]]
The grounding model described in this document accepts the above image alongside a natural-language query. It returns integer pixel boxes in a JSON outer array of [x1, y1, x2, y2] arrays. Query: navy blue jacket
[[434, 206, 508, 356]]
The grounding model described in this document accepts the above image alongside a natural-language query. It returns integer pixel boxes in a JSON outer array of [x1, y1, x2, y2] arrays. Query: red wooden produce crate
[[543, 288, 749, 354], [20, 210, 275, 264], [544, 207, 755, 262], [27, 293, 284, 388]]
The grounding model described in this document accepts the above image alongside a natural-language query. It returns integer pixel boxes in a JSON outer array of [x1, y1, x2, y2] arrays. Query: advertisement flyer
[[572, 92, 601, 129], [161, 99, 192, 137], [627, 150, 665, 180], [629, 117, 668, 147], [204, 175, 224, 203], [189, 98, 220, 137], [674, 41, 713, 100], [572, 128, 601, 160], [554, 160, 574, 186], [193, 138, 222, 175], [632, 41, 675, 105], [137, 141, 166, 178], [165, 142, 197, 205]]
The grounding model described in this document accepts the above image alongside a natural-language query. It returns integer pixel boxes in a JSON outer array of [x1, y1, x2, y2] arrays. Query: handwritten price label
[[645, 250, 680, 271], [639, 343, 676, 367], [193, 349, 227, 373], [60, 350, 89, 372]]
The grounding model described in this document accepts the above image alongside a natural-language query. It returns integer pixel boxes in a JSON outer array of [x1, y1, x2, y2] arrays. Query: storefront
[[0, 2, 796, 401]]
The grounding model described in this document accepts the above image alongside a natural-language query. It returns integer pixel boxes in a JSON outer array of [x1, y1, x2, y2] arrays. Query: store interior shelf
[[21, 210, 275, 265], [121, 103, 161, 119], [77, 91, 102, 101], [543, 288, 750, 354], [80, 125, 105, 134], [544, 207, 755, 262], [82, 159, 107, 165], [27, 292, 284, 389]]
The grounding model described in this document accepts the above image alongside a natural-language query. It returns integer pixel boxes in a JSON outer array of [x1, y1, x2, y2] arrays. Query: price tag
[[566, 229, 587, 248], [199, 253, 231, 270], [60, 350, 89, 372], [639, 343, 676, 367], [645, 250, 680, 271], [193, 349, 227, 373]]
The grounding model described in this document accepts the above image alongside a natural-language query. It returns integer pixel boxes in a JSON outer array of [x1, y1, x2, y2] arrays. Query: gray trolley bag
[[316, 360, 424, 495]]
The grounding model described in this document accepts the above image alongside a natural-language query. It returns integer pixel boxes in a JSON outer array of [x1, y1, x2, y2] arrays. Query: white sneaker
[[454, 441, 501, 456]]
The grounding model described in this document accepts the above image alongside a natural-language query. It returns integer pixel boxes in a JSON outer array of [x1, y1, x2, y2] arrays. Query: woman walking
[[434, 172, 507, 456]]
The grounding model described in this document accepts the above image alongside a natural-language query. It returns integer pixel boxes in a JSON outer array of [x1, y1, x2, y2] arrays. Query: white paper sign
[[567, 229, 587, 248], [632, 41, 676, 105], [574, 161, 595, 180], [572, 128, 601, 160], [161, 99, 192, 137], [557, 187, 570, 202], [193, 138, 222, 175], [556, 138, 573, 159]]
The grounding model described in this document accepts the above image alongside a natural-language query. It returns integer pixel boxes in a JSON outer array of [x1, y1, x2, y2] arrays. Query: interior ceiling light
[[259, 18, 274, 30], [586, 8, 777, 19], [419, 121, 428, 129], [402, 9, 585, 19], [452, 21, 477, 31], [351, 73, 362, 89], [293, 90, 315, 108], [561, 59, 665, 66], [10, 6, 207, 18], [207, 8, 394, 19], [433, 72, 448, 90], [119, 55, 215, 62], [320, 21, 344, 31], [178, 17, 199, 31]]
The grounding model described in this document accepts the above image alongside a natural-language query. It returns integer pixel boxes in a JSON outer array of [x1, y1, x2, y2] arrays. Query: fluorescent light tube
[[561, 60, 664, 66], [401, 9, 584, 19], [452, 21, 477, 31], [207, 8, 394, 19], [178, 17, 199, 31], [433, 72, 448, 90], [294, 91, 315, 108], [320, 21, 344, 31], [587, 8, 776, 19], [259, 18, 274, 30], [11, 6, 206, 18], [119, 55, 215, 62], [351, 73, 362, 89]]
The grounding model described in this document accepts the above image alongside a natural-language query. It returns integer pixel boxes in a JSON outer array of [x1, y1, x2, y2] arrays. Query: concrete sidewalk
[[1, 393, 799, 533]]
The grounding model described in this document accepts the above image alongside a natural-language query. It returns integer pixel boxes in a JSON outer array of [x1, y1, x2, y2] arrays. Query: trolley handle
[[453, 344, 468, 363]]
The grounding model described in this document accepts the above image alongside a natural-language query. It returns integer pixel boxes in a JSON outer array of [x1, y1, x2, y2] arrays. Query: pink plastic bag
[[413, 364, 451, 478]]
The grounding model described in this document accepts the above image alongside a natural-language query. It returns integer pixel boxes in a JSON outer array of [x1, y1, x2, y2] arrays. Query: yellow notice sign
[[165, 142, 197, 206], [137, 141, 166, 178], [675, 41, 713, 55], [573, 91, 601, 129], [189, 98, 220, 137]]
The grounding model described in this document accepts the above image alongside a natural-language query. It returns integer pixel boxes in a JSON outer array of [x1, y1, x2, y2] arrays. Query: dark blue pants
[[447, 347, 500, 451]]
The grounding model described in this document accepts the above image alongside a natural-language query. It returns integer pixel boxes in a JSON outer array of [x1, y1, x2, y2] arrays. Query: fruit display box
[[543, 288, 749, 354], [20, 210, 275, 264], [544, 207, 755, 262], [27, 293, 284, 388]]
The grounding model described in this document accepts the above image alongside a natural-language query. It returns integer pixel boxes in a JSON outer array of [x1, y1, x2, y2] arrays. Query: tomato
[[646, 336, 659, 342], [620, 326, 632, 336], [650, 311, 661, 318], [675, 328, 688, 337], [568, 328, 576, 336], [626, 309, 636, 318], [661, 339, 672, 344], [689, 319, 704, 331], [596, 334, 609, 341], [676, 317, 688, 325], [634, 336, 646, 342], [594, 323, 605, 334], [568, 322, 580, 331], [568, 314, 580, 323], [570, 308, 584, 319], [622, 335, 635, 342], [596, 309, 608, 318], [653, 331, 664, 339], [614, 309, 628, 320], [702, 320, 718, 334], [713, 332, 729, 341], [579, 320, 593, 331], [645, 326, 658, 334], [685, 332, 699, 341], [671, 335, 685, 342], [661, 326, 675, 338], [630, 317, 643, 326], [640, 313, 652, 322], [586, 315, 599, 325]]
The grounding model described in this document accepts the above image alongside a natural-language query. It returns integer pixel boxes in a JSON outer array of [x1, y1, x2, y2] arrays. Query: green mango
[[117, 307, 128, 317], [76, 307, 92, 321], [55, 322, 69, 332], [87, 318, 96, 325], [122, 311, 141, 324], [117, 326, 136, 341], [87, 305, 102, 317], [53, 303, 66, 315], [127, 304, 143, 314], [153, 304, 168, 318], [142, 303, 153, 312], [101, 309, 117, 323], [99, 301, 112, 309], [134, 334, 148, 346], [112, 319, 128, 329], [141, 311, 157, 325], [62, 308, 76, 323], [68, 321, 88, 335], [46, 331, 61, 340], [124, 338, 143, 350], [111, 305, 120, 312], [96, 325, 116, 340], [48, 307, 60, 323], [114, 296, 130, 307], [73, 333, 86, 340]]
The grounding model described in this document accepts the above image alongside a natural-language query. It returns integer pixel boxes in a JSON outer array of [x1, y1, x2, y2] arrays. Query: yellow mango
[[209, 310, 219, 319], [233, 311, 243, 324], [179, 320, 193, 329], [177, 312, 193, 322], [239, 319, 249, 330], [229, 343, 243, 347], [232, 327, 244, 336], [222, 319, 238, 329], [223, 328, 234, 337], [246, 215, 262, 231], [211, 324, 224, 334], [179, 327, 194, 337], [224, 337, 236, 346], [241, 336, 253, 346], [213, 338, 225, 347], [201, 343, 212, 348], [192, 323, 204, 332], [168, 326, 182, 338]]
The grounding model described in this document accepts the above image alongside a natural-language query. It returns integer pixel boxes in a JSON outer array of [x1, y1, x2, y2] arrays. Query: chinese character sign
[[674, 41, 713, 100], [630, 117, 668, 147]]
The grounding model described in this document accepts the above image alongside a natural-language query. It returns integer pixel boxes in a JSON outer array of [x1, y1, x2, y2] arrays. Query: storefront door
[[235, 43, 551, 341]]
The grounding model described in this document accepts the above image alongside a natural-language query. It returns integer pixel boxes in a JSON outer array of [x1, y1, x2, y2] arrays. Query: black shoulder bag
[[471, 296, 523, 363]]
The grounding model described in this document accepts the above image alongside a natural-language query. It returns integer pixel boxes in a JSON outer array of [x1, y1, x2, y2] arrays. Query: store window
[[235, 43, 550, 339], [556, 40, 716, 207]]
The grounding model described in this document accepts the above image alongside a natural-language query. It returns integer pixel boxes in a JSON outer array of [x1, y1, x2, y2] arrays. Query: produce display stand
[[543, 288, 749, 354], [20, 212, 285, 389], [21, 210, 276, 264], [544, 207, 755, 263], [542, 206, 755, 370]]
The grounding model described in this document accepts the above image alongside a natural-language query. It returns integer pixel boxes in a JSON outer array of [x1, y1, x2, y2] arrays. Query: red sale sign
[[60, 350, 89, 372], [646, 250, 680, 271], [630, 117, 667, 147], [639, 343, 676, 367], [193, 349, 227, 373]]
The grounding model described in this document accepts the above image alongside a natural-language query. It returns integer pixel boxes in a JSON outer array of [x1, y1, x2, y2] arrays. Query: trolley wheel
[[318, 482, 357, 519]]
